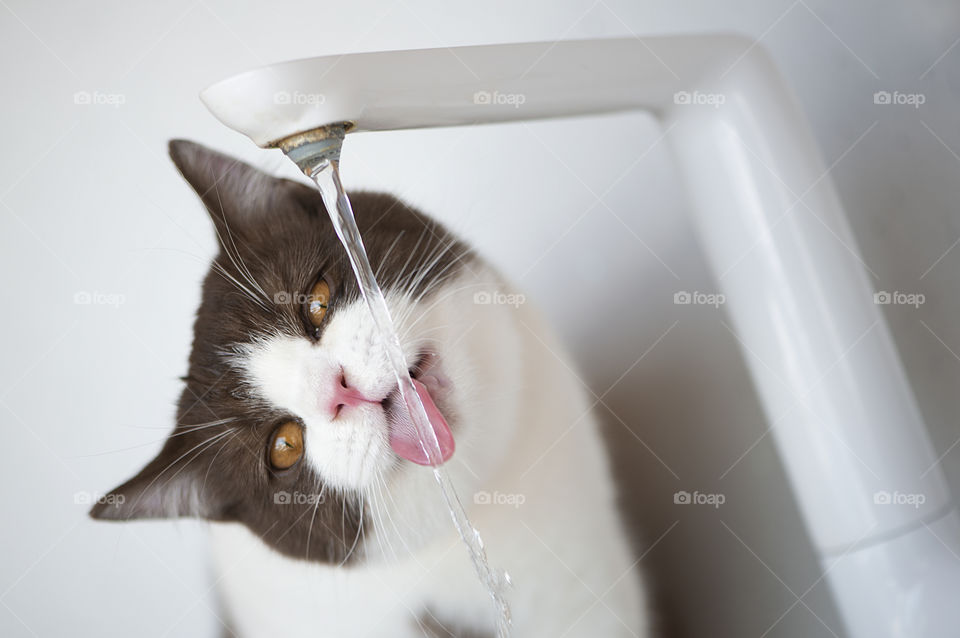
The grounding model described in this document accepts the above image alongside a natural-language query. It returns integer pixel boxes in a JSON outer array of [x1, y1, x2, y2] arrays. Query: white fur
[[211, 266, 650, 637]]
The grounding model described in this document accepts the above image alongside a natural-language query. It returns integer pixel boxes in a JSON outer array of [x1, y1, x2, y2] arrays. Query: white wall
[[1, 1, 958, 637]]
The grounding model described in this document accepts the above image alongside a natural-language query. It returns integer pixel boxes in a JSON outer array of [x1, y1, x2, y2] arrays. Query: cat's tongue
[[389, 379, 455, 466]]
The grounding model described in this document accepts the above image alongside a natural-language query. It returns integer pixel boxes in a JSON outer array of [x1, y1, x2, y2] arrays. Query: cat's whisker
[[363, 477, 384, 555], [213, 185, 271, 304], [200, 428, 241, 496], [210, 261, 270, 311], [405, 231, 455, 294], [374, 471, 404, 563], [401, 336, 447, 352], [139, 246, 212, 266], [211, 263, 268, 311], [368, 473, 401, 564], [403, 239, 463, 296], [176, 417, 239, 432], [157, 427, 238, 485], [375, 471, 417, 564], [405, 232, 448, 283], [374, 470, 425, 566], [374, 230, 406, 281], [340, 484, 348, 555], [338, 490, 365, 567], [301, 457, 338, 563], [393, 228, 431, 292], [369, 476, 399, 562], [128, 428, 238, 516], [392, 251, 474, 337], [406, 324, 450, 337], [405, 248, 473, 309], [69, 439, 176, 459], [399, 281, 491, 337], [210, 238, 266, 305], [304, 477, 324, 562], [69, 418, 238, 459], [395, 237, 449, 299]]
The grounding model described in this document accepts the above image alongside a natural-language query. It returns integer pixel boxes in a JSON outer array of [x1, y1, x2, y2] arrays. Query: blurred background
[[1, 1, 959, 636]]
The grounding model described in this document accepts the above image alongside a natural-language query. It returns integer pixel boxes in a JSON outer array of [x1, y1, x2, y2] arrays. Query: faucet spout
[[270, 123, 350, 176]]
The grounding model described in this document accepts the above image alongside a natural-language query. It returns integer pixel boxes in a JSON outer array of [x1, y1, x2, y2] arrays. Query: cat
[[91, 140, 650, 637]]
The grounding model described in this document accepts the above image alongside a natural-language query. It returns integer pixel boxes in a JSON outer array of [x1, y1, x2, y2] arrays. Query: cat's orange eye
[[269, 421, 304, 470], [305, 279, 330, 328]]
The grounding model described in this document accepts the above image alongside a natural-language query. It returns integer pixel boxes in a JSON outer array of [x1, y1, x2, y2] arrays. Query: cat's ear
[[168, 139, 317, 230], [88, 449, 223, 522]]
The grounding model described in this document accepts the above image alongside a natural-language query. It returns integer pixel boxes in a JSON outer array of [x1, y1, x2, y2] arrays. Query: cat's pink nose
[[329, 370, 380, 418]]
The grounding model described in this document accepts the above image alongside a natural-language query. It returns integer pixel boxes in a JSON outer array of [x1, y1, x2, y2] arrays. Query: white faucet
[[200, 35, 960, 638]]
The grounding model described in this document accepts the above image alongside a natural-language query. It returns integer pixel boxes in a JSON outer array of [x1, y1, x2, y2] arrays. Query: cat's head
[[90, 140, 523, 564]]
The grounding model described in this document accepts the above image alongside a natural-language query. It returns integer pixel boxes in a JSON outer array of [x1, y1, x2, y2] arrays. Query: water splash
[[281, 128, 511, 636]]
